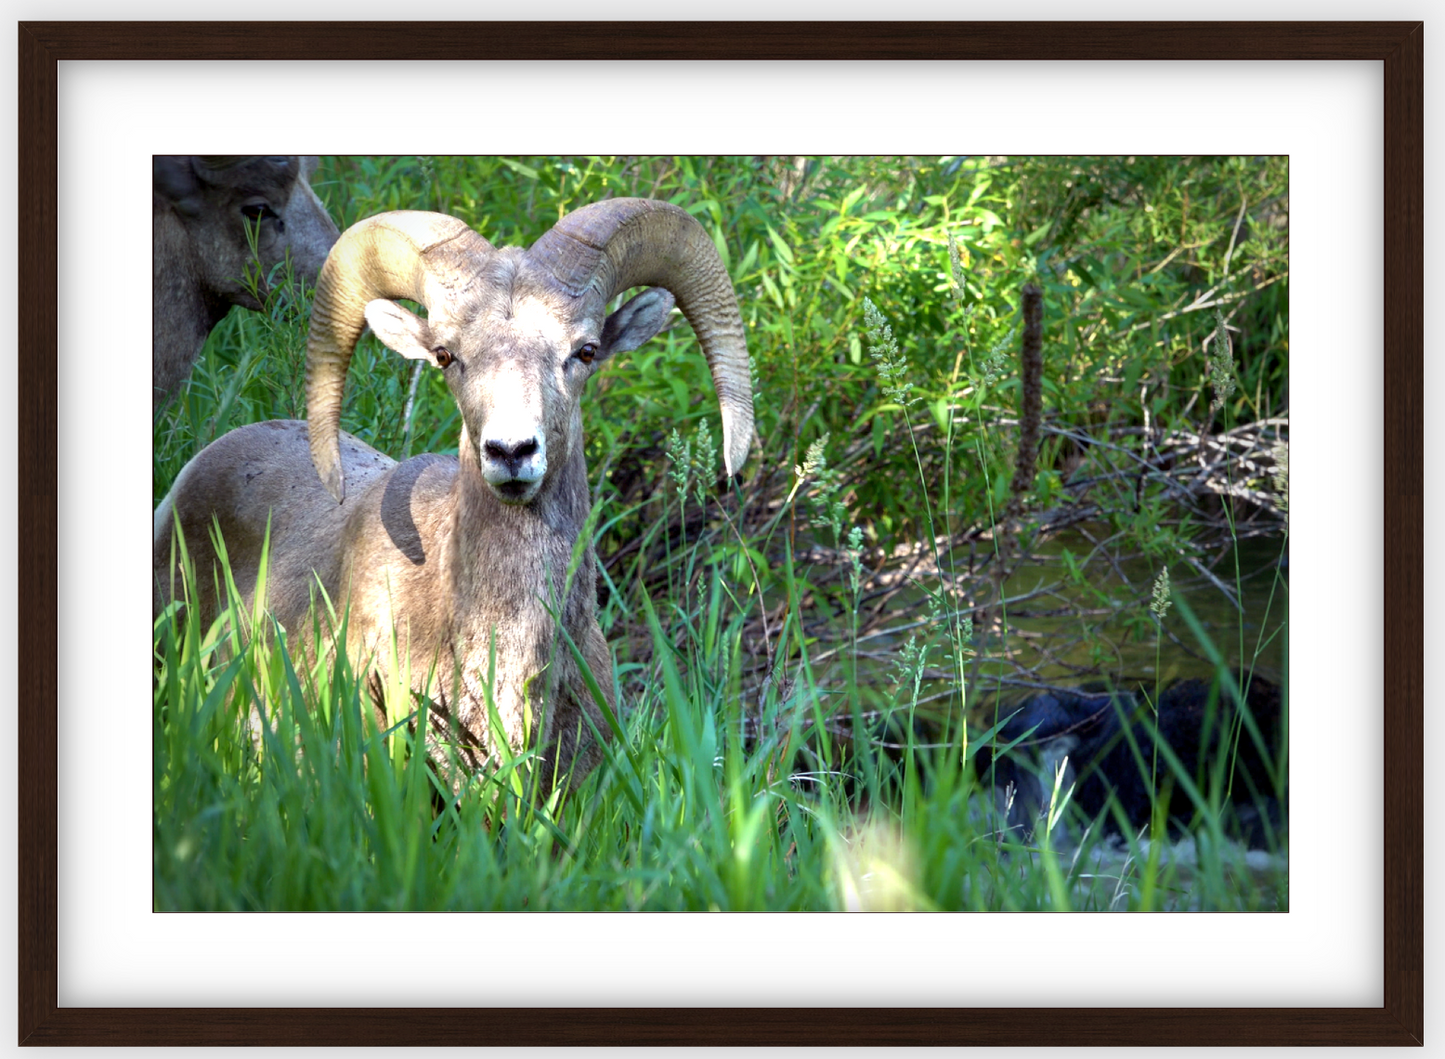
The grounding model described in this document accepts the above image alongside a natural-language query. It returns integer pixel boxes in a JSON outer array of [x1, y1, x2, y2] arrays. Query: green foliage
[[159, 154, 1289, 562]]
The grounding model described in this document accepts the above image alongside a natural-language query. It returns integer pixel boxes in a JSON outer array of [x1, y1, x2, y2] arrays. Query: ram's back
[[154, 420, 449, 632]]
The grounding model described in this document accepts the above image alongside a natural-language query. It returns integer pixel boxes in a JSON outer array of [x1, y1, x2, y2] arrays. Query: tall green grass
[[154, 521, 1284, 912]]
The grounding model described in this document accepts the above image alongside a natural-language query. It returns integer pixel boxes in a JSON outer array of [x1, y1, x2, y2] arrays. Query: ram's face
[[364, 264, 675, 506], [444, 284, 599, 505], [155, 156, 340, 310]]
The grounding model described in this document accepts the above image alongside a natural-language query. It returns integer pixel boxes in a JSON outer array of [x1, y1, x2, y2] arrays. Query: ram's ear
[[600, 287, 676, 359], [364, 300, 440, 363]]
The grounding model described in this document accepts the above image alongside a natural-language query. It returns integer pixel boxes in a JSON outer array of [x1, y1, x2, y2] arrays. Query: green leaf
[[735, 239, 759, 279], [930, 396, 951, 433], [1070, 258, 1099, 289], [710, 225, 731, 272], [765, 225, 795, 268], [497, 157, 540, 180]]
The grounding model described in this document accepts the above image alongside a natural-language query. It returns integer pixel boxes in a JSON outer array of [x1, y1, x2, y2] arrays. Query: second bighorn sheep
[[155, 199, 753, 790], [153, 155, 340, 412]]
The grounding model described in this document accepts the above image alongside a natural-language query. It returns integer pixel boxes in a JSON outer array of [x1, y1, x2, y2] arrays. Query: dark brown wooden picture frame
[[18, 21, 1422, 1047]]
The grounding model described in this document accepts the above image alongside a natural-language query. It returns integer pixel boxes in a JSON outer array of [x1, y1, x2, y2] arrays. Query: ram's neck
[[441, 438, 599, 749], [449, 437, 596, 619], [153, 211, 231, 401]]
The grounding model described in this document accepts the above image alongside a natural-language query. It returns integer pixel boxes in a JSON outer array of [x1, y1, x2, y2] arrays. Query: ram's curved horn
[[529, 198, 754, 477], [192, 156, 281, 186], [306, 211, 493, 502]]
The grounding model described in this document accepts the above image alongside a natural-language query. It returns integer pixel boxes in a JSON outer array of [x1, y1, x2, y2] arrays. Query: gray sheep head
[[364, 282, 674, 505], [153, 155, 341, 412], [153, 155, 338, 310], [304, 200, 754, 505]]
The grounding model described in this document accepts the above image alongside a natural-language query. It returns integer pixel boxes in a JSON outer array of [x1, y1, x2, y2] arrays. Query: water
[[810, 527, 1288, 719], [980, 530, 1288, 693]]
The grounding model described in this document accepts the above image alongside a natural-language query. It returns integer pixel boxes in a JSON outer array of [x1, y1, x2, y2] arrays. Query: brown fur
[[155, 418, 611, 788]]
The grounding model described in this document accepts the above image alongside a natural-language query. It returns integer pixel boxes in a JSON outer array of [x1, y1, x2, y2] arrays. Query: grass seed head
[[666, 427, 691, 494], [1206, 309, 1237, 416], [1149, 566, 1172, 620], [863, 297, 915, 408], [1271, 438, 1288, 512], [947, 232, 970, 307], [980, 324, 1017, 386]]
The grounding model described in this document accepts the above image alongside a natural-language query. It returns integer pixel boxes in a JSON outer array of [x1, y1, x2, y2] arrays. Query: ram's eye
[[240, 202, 278, 223], [433, 347, 454, 368], [575, 343, 598, 365]]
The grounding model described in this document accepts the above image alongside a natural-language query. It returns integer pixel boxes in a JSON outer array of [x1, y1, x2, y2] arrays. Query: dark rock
[[973, 673, 1285, 847]]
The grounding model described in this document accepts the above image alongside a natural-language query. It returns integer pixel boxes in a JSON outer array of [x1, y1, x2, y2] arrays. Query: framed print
[[19, 21, 1422, 1047]]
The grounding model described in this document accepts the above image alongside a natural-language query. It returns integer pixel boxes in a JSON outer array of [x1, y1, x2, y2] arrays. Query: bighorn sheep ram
[[154, 199, 753, 791], [153, 155, 340, 412]]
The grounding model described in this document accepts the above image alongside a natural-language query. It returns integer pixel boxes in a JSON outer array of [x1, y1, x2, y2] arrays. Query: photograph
[[151, 154, 1290, 913], [23, 22, 1420, 1045]]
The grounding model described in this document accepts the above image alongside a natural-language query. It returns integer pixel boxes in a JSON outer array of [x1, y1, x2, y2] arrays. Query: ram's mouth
[[492, 479, 537, 504]]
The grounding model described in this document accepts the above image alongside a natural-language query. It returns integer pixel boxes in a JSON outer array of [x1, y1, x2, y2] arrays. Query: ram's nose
[[480, 434, 546, 503], [484, 436, 539, 467]]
